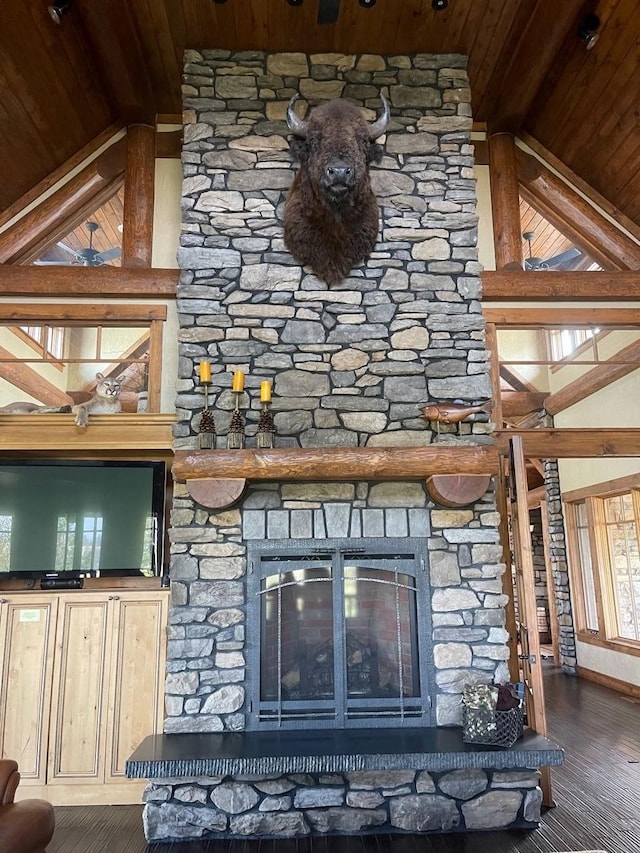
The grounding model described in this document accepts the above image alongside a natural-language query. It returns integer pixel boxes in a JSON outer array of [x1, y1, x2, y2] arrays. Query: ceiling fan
[[522, 231, 582, 271], [35, 221, 121, 267]]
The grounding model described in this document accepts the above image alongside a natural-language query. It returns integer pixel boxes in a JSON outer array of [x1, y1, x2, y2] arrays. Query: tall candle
[[232, 371, 245, 392], [260, 380, 272, 403], [199, 361, 211, 383]]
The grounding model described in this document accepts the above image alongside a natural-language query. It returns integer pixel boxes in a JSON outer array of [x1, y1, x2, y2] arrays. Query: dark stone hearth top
[[126, 727, 563, 779]]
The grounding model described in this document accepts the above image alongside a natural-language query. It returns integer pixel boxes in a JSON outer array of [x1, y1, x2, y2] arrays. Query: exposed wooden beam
[[122, 124, 156, 267], [544, 337, 640, 416], [499, 365, 539, 393], [488, 133, 523, 269], [517, 148, 640, 270], [483, 270, 640, 301], [514, 411, 544, 430], [472, 139, 489, 166], [0, 123, 125, 231], [0, 265, 177, 298], [173, 446, 500, 483], [527, 458, 545, 478], [0, 304, 166, 323], [485, 0, 585, 134], [496, 429, 640, 458], [501, 391, 547, 418], [0, 141, 126, 265], [519, 132, 640, 246], [156, 131, 182, 159], [484, 308, 640, 327], [527, 485, 546, 509], [0, 346, 73, 407]]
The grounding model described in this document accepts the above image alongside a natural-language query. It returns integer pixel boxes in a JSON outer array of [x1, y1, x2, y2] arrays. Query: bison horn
[[286, 94, 309, 138], [367, 95, 390, 140]]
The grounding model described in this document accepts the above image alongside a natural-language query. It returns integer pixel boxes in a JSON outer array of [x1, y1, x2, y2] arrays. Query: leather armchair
[[0, 760, 55, 853]]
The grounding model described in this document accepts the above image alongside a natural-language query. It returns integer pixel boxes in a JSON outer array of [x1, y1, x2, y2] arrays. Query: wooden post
[[146, 319, 164, 413], [122, 124, 156, 267], [496, 462, 520, 683], [488, 133, 523, 270]]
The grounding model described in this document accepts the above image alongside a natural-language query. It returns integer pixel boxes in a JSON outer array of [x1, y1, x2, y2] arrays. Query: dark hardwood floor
[[46, 665, 640, 853]]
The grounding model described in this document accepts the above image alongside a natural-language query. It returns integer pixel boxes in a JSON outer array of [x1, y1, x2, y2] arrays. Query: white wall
[[475, 164, 495, 272], [152, 156, 181, 411]]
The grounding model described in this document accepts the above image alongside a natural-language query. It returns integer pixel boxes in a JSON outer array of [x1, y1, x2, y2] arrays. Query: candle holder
[[197, 378, 216, 450], [226, 392, 245, 449], [256, 402, 275, 449]]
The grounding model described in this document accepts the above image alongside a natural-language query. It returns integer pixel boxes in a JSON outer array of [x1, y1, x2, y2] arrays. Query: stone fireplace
[[127, 49, 563, 842]]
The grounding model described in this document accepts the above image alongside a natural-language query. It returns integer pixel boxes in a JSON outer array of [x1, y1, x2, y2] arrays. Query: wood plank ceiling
[[0, 0, 639, 247]]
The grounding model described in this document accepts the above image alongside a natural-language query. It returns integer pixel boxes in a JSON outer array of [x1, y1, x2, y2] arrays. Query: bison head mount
[[283, 95, 390, 285]]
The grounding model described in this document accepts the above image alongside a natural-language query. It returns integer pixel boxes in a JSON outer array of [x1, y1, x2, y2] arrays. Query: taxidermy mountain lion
[[0, 373, 122, 428]]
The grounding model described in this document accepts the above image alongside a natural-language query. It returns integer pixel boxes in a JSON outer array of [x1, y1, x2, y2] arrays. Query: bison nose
[[326, 165, 352, 181]]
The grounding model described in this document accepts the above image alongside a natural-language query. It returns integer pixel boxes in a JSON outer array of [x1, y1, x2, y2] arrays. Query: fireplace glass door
[[249, 538, 433, 728]]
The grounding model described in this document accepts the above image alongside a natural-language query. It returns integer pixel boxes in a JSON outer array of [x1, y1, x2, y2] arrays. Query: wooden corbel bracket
[[425, 474, 492, 508], [186, 478, 248, 510], [174, 445, 499, 510]]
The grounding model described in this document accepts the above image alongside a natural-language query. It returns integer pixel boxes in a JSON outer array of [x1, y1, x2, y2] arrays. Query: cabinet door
[[105, 591, 168, 781], [47, 594, 113, 785], [0, 596, 57, 784]]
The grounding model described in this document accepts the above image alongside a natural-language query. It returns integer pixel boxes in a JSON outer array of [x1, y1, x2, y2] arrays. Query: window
[[18, 324, 65, 361], [566, 479, 640, 650], [573, 501, 599, 632], [248, 538, 433, 729], [603, 494, 640, 641], [549, 327, 599, 361]]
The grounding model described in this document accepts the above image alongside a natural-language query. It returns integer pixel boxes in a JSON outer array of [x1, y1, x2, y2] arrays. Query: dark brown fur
[[283, 99, 385, 285]]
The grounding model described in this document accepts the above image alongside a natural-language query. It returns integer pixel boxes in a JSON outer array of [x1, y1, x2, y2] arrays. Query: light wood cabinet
[[0, 589, 168, 805], [0, 597, 57, 785]]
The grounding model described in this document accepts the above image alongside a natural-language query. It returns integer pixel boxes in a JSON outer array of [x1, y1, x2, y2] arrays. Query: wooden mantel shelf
[[173, 444, 500, 482], [173, 445, 498, 509], [0, 413, 175, 452]]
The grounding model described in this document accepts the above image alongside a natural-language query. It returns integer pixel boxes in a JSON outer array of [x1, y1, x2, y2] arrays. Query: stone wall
[[143, 768, 541, 841], [530, 508, 550, 642], [543, 459, 577, 673]]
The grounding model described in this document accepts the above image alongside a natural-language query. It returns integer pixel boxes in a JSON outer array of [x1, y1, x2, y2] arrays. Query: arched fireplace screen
[[248, 538, 434, 729]]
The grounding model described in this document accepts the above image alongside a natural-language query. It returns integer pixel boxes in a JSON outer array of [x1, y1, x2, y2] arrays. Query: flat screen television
[[0, 460, 166, 581]]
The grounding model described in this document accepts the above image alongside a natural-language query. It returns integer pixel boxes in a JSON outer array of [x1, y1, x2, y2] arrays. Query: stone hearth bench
[[126, 727, 563, 842], [126, 726, 562, 778]]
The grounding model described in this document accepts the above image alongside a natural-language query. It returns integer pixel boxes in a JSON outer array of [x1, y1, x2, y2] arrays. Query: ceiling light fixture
[[522, 232, 547, 271], [432, 0, 448, 9], [359, 0, 376, 7], [47, 2, 71, 24], [522, 231, 546, 270], [578, 13, 600, 50]]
